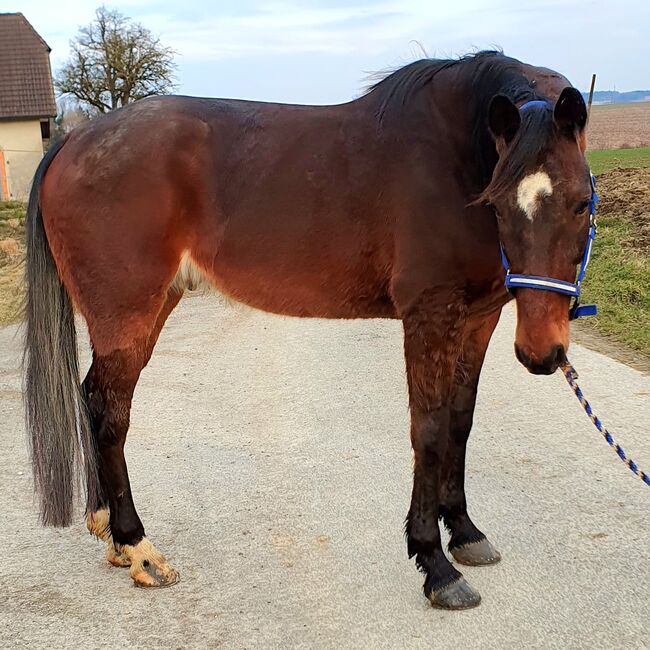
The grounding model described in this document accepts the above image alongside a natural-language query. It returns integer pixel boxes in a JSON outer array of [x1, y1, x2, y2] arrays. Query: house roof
[[0, 13, 57, 119]]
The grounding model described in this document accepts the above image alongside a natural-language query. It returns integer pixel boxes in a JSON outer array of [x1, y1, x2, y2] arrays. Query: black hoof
[[450, 538, 501, 566], [428, 576, 481, 610]]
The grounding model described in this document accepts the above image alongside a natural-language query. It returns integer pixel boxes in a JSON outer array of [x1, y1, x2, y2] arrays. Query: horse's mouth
[[515, 343, 566, 375]]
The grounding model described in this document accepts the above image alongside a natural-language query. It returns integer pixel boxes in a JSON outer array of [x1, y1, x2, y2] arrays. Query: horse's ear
[[554, 87, 587, 134], [488, 95, 521, 147]]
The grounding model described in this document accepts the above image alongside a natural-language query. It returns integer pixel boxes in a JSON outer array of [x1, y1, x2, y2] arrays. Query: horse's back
[[40, 95, 396, 342]]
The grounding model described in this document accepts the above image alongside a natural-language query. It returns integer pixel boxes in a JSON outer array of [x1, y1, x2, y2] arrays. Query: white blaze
[[517, 171, 553, 220]]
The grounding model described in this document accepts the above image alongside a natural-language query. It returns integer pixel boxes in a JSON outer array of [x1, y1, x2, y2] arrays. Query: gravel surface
[[1, 297, 648, 649]]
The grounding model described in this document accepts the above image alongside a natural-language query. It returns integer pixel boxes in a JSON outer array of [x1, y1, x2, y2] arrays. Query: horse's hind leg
[[84, 287, 183, 586], [86, 352, 176, 586], [85, 288, 182, 570], [440, 310, 502, 566]]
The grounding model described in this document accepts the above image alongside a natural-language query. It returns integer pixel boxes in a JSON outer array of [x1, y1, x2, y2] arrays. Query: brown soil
[[587, 102, 650, 150], [594, 167, 650, 253]]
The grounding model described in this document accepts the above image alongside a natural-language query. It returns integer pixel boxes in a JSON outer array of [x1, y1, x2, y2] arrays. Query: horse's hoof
[[450, 538, 501, 566], [118, 538, 180, 588], [428, 577, 481, 610], [106, 542, 131, 568], [131, 559, 179, 588]]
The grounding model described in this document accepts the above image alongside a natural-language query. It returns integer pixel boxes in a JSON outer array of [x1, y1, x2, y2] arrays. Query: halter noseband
[[498, 100, 598, 321]]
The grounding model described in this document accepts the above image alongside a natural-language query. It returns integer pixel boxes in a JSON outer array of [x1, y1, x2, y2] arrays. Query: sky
[[15, 0, 650, 105]]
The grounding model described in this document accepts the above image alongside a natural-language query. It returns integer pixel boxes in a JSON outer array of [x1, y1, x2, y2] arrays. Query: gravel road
[[1, 296, 648, 649]]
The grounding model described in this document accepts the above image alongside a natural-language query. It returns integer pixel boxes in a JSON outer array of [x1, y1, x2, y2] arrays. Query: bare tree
[[55, 6, 177, 113], [50, 98, 92, 141]]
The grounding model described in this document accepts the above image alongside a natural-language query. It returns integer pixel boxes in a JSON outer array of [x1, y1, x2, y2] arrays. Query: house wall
[[0, 119, 44, 201]]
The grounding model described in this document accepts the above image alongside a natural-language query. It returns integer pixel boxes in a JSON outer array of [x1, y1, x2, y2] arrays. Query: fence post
[[587, 73, 596, 120]]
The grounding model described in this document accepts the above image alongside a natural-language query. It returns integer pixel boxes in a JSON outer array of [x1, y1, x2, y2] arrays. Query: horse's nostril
[[554, 344, 567, 365]]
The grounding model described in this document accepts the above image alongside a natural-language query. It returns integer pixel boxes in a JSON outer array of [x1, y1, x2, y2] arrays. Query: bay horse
[[24, 51, 592, 609]]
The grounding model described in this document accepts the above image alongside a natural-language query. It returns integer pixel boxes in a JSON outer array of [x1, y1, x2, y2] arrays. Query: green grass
[[0, 200, 26, 235], [586, 147, 650, 175], [580, 215, 650, 354], [0, 200, 25, 219], [582, 215, 650, 355], [580, 147, 650, 355]]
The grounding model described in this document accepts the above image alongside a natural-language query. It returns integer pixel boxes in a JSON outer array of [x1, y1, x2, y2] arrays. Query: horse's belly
[[215, 268, 396, 319], [181, 249, 396, 319]]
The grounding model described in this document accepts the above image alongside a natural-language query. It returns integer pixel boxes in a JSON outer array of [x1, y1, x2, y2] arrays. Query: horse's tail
[[24, 138, 101, 527]]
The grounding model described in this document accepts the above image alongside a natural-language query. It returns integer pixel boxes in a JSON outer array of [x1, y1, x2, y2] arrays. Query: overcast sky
[[18, 0, 650, 104]]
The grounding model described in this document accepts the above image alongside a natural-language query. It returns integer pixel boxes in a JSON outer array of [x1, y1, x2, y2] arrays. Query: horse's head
[[483, 87, 592, 375]]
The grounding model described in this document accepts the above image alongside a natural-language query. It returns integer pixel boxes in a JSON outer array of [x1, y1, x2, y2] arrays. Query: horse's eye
[[574, 200, 590, 216]]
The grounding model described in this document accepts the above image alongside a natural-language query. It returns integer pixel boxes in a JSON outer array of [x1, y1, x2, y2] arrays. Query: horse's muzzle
[[515, 343, 566, 375]]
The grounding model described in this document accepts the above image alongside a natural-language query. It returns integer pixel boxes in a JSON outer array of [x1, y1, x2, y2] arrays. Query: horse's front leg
[[402, 297, 481, 609], [441, 310, 502, 566]]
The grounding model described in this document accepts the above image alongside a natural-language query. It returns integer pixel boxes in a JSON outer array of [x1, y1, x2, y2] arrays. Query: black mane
[[366, 50, 558, 196]]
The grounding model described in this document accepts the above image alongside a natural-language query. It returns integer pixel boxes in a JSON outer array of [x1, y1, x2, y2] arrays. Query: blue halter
[[499, 100, 598, 320]]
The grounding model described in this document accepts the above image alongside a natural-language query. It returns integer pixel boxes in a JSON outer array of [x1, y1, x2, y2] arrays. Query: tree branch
[[54, 6, 177, 114]]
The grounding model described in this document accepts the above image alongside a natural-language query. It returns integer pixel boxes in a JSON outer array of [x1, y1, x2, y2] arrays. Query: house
[[0, 13, 57, 201]]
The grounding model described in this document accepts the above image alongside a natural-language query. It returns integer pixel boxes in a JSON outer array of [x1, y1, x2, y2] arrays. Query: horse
[[24, 51, 593, 609]]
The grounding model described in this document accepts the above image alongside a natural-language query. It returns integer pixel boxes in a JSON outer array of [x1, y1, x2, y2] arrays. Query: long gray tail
[[24, 138, 101, 527]]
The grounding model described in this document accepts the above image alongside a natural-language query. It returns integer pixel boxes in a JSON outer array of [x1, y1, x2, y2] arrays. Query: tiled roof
[[0, 13, 56, 119]]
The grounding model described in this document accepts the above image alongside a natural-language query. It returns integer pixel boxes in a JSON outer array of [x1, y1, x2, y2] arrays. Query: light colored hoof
[[87, 509, 131, 567], [107, 542, 131, 568], [86, 508, 111, 541], [131, 561, 179, 588], [428, 577, 481, 610], [119, 538, 180, 588], [451, 538, 501, 566]]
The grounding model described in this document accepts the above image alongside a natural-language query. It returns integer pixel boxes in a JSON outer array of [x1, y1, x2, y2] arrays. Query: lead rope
[[561, 360, 650, 487]]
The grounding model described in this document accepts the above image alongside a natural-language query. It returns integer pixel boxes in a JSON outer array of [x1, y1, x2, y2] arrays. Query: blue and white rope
[[561, 361, 650, 487]]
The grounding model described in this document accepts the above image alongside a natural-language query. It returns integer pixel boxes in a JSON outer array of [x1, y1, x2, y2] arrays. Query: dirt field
[[587, 102, 650, 150], [595, 167, 650, 253]]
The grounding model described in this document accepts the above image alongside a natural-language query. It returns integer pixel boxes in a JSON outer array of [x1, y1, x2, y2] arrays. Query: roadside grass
[[0, 201, 26, 326], [586, 147, 650, 175], [580, 150, 650, 357], [580, 214, 650, 355]]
